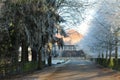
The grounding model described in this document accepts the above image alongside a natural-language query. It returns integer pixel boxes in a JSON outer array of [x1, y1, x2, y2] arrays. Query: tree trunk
[[21, 40, 28, 62], [48, 52, 52, 66], [115, 39, 118, 68], [109, 46, 112, 59], [31, 47, 37, 61], [115, 40, 118, 59], [37, 47, 43, 69]]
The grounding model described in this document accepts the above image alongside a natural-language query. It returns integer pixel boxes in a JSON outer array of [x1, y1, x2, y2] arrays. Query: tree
[[0, 0, 65, 69]]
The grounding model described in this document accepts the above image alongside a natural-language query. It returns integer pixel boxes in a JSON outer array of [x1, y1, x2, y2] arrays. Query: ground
[[7, 58, 120, 80]]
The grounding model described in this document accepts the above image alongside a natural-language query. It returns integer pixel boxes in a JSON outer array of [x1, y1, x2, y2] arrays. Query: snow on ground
[[52, 59, 65, 65]]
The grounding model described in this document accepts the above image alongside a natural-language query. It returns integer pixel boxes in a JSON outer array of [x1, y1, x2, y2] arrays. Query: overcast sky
[[78, 0, 120, 57], [60, 0, 102, 35], [59, 0, 120, 57], [75, 0, 103, 35]]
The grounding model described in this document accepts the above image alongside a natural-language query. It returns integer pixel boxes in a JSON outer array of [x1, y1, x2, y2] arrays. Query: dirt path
[[7, 59, 120, 80], [46, 60, 120, 80]]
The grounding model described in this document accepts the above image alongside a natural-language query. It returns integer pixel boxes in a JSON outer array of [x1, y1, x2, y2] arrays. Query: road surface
[[9, 59, 120, 80]]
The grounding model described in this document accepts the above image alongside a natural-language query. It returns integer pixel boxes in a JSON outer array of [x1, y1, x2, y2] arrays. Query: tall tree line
[[0, 0, 65, 70]]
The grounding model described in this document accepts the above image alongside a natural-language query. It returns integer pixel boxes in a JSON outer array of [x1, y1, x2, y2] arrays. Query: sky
[[60, 0, 102, 35], [75, 9, 95, 35], [75, 0, 100, 56], [60, 0, 105, 55], [76, 0, 106, 57], [75, 0, 103, 35], [77, 0, 120, 57], [59, 0, 120, 57]]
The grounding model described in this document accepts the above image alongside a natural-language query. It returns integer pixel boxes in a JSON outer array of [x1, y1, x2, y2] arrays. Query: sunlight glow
[[75, 9, 96, 35]]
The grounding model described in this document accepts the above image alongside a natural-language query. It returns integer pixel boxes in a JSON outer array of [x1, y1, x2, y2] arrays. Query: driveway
[[9, 59, 120, 80]]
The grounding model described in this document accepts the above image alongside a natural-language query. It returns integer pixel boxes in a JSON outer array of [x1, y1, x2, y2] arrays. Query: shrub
[[22, 61, 38, 72], [108, 58, 114, 68]]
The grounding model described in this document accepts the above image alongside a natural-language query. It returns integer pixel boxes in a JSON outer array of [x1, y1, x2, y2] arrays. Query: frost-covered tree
[[78, 0, 120, 59]]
